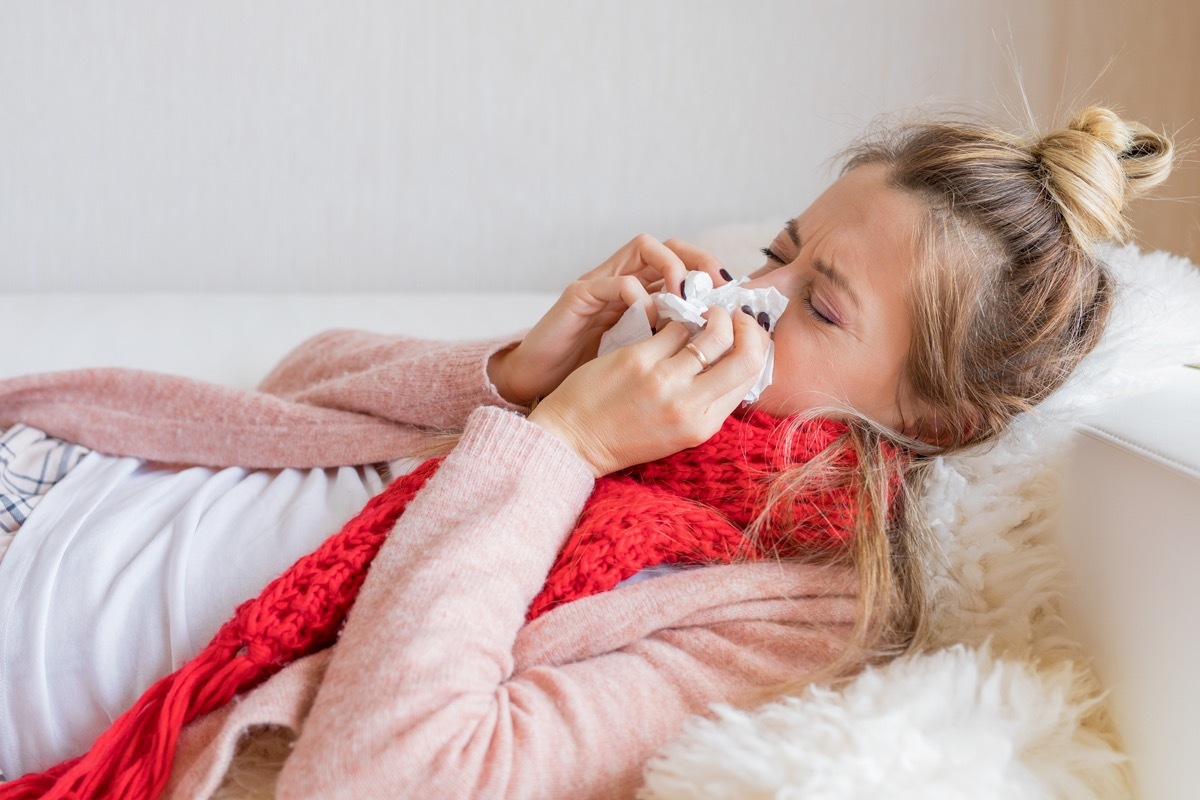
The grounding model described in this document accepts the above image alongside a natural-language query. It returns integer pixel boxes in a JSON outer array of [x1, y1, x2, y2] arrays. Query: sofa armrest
[[1059, 365, 1200, 800]]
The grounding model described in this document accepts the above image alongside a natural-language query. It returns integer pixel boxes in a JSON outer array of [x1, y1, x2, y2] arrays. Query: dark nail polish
[[757, 311, 771, 331], [679, 280, 686, 298], [741, 305, 753, 316], [719, 268, 733, 282]]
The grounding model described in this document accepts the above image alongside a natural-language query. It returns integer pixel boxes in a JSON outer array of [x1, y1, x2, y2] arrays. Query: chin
[[744, 389, 818, 421]]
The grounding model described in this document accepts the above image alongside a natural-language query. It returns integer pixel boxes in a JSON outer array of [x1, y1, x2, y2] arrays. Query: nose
[[741, 266, 790, 293]]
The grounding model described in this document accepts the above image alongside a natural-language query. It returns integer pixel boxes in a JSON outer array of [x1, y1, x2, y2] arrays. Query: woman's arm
[[274, 238, 780, 796], [275, 407, 852, 799], [254, 234, 736, 432], [257, 329, 531, 430], [279, 296, 777, 797], [255, 235, 720, 429]]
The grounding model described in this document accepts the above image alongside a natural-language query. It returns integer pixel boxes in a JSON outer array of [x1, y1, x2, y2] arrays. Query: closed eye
[[760, 246, 785, 265], [803, 296, 836, 325]]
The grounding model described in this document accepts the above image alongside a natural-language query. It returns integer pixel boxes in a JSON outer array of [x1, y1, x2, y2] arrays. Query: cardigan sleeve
[[0, 330, 531, 469], [256, 329, 530, 430], [274, 406, 855, 800]]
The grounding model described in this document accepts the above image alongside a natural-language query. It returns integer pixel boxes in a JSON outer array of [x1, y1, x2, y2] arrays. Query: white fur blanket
[[637, 237, 1200, 799]]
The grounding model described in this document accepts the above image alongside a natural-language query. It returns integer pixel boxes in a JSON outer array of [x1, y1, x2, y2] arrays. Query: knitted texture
[[2, 409, 873, 799]]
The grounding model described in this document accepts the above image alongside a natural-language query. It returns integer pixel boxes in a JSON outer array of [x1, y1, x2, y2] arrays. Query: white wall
[[0, 1, 1192, 292], [1046, 0, 1200, 263]]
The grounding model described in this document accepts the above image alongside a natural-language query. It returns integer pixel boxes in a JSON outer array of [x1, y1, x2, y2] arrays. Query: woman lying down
[[0, 105, 1174, 799]]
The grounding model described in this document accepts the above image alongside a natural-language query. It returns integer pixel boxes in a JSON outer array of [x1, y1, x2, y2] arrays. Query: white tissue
[[597, 271, 788, 403]]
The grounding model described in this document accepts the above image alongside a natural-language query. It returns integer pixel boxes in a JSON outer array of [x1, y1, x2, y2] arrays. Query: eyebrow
[[786, 218, 863, 310]]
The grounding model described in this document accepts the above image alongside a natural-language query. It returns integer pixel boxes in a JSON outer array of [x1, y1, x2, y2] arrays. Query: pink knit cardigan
[[0, 330, 857, 799]]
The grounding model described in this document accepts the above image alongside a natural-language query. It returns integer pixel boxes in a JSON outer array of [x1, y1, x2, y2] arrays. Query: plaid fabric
[[0, 426, 89, 779], [0, 425, 90, 558]]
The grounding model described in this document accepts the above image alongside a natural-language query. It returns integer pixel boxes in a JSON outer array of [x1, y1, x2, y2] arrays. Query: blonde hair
[[743, 105, 1175, 699]]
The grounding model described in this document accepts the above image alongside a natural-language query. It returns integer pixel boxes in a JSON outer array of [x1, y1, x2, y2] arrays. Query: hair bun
[[1031, 106, 1174, 249]]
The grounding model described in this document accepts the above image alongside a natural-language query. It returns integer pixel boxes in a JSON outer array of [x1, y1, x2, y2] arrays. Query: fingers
[[694, 307, 770, 407], [633, 308, 768, 436], [564, 274, 657, 328], [631, 234, 689, 302], [635, 319, 693, 360], [639, 308, 765, 391], [548, 274, 655, 335], [614, 275, 658, 329], [668, 306, 734, 373], [662, 238, 736, 290], [681, 341, 711, 372], [586, 234, 736, 301], [581, 234, 686, 291], [538, 306, 767, 474]]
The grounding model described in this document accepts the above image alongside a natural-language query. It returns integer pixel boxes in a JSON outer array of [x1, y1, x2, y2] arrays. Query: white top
[[0, 451, 415, 777]]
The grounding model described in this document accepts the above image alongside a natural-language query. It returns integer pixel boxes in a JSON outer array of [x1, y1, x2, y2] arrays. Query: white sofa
[[0, 292, 553, 388], [1060, 365, 1200, 800]]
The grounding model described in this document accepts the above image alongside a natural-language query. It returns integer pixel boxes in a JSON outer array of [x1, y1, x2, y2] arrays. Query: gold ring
[[684, 341, 710, 370]]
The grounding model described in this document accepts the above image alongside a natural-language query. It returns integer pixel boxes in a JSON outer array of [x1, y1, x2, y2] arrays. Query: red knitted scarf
[[4, 409, 881, 799]]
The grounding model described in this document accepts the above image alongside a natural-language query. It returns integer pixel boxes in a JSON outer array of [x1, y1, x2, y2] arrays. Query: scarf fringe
[[0, 458, 443, 800]]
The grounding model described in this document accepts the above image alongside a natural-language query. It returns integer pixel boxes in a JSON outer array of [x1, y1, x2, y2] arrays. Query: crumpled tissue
[[598, 271, 788, 403]]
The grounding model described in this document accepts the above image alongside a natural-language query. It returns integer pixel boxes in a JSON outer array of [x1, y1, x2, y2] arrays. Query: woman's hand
[[488, 235, 731, 405], [527, 306, 769, 476]]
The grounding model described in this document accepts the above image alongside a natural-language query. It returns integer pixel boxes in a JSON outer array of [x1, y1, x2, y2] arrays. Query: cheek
[[759, 316, 904, 423], [751, 318, 830, 416], [769, 317, 835, 391]]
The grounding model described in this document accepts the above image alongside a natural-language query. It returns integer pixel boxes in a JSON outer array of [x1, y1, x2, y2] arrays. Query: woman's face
[[743, 163, 927, 436]]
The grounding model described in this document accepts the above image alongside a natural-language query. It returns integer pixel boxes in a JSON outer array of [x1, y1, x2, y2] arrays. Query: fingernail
[[741, 305, 753, 316], [719, 268, 733, 282], [757, 312, 771, 331]]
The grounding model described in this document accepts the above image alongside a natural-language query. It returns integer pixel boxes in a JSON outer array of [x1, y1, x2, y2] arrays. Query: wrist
[[487, 344, 525, 405], [526, 406, 606, 478]]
